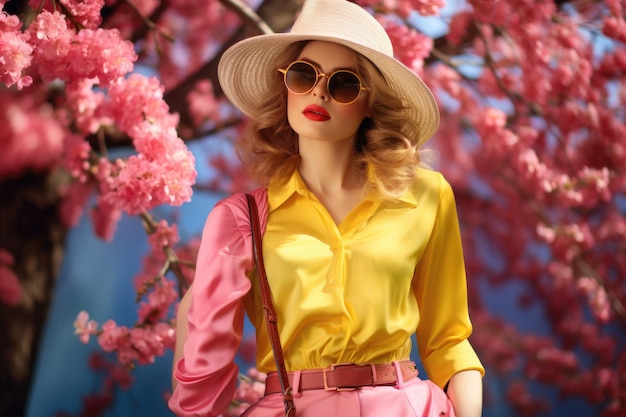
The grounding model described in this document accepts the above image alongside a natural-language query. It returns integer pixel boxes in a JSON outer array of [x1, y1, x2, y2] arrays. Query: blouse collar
[[267, 167, 418, 213]]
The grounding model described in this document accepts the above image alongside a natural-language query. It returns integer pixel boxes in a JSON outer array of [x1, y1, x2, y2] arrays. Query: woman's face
[[285, 41, 370, 145]]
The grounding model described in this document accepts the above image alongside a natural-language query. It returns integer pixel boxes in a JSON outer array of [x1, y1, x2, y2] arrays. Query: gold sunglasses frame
[[278, 60, 370, 105]]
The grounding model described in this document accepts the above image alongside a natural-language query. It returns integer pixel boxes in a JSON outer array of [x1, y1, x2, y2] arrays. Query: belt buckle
[[323, 363, 373, 391]]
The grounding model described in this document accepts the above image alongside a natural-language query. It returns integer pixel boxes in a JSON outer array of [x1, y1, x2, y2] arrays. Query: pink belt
[[264, 360, 418, 395]]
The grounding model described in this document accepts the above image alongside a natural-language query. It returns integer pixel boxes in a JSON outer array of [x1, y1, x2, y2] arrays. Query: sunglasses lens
[[285, 62, 318, 93], [328, 71, 362, 103]]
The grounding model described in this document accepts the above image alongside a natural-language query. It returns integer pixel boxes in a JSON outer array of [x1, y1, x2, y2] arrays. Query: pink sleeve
[[169, 190, 267, 417]]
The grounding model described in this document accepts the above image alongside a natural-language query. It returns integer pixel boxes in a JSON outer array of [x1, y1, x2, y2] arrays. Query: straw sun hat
[[218, 0, 440, 145]]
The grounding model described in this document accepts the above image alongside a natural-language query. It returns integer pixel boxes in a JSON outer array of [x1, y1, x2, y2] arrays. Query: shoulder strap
[[245, 194, 296, 417]]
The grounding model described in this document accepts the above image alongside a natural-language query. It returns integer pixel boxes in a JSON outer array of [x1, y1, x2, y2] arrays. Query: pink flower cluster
[[221, 369, 266, 417], [188, 79, 221, 128], [94, 74, 197, 216], [1, 3, 197, 241], [73, 219, 197, 367], [380, 16, 433, 72], [99, 320, 176, 365], [27, 11, 136, 86], [0, 92, 65, 178], [422, 0, 626, 413], [0, 4, 33, 89], [148, 219, 180, 252], [59, 73, 198, 226], [149, 0, 240, 89], [58, 0, 105, 29], [358, 0, 443, 18], [75, 303, 177, 367]]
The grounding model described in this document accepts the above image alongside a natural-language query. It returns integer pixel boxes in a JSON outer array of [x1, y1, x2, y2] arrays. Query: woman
[[169, 1, 484, 416]]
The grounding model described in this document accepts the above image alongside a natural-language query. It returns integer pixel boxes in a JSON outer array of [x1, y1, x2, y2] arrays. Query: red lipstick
[[302, 105, 330, 121]]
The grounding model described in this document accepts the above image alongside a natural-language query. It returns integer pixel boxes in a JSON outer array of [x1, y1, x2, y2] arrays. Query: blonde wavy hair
[[237, 41, 430, 200]]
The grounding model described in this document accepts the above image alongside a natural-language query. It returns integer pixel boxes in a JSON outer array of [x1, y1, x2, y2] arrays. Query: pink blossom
[[404, 0, 444, 16], [100, 157, 153, 214], [153, 321, 176, 350], [0, 92, 65, 178], [94, 74, 197, 215], [148, 220, 180, 251], [0, 30, 34, 89], [576, 277, 611, 323], [101, 142, 196, 215], [130, 328, 155, 364], [59, 181, 94, 227], [94, 157, 115, 195], [482, 107, 507, 129], [603, 16, 626, 44], [357, 0, 443, 17], [133, 253, 167, 296], [515, 149, 550, 190], [70, 28, 136, 85], [380, 17, 433, 71], [130, 323, 175, 365], [91, 194, 122, 242], [188, 79, 220, 127], [447, 11, 472, 46], [61, 133, 92, 181], [0, 3, 21, 31], [233, 378, 265, 407], [221, 368, 267, 417], [109, 362, 134, 390], [604, 0, 623, 16], [137, 278, 178, 323], [28, 11, 136, 86], [64, 78, 109, 134], [26, 11, 73, 63], [468, 0, 511, 26], [74, 310, 99, 344], [536, 223, 556, 243], [238, 336, 257, 364], [98, 321, 141, 366], [60, 0, 105, 30], [104, 74, 174, 135], [98, 320, 128, 352]]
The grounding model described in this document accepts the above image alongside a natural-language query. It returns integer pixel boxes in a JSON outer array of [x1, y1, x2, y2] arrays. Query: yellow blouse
[[245, 167, 485, 388]]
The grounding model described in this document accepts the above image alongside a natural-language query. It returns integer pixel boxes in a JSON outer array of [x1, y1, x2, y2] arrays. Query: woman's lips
[[303, 105, 330, 121]]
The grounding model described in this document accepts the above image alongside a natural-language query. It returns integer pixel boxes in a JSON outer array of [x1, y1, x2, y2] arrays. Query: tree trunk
[[0, 172, 66, 417]]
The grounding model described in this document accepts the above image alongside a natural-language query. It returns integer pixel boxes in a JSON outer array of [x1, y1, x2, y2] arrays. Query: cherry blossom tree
[[1, 0, 624, 416]]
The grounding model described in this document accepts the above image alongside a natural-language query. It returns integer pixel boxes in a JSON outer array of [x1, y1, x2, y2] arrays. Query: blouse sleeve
[[412, 175, 485, 389], [168, 195, 255, 417]]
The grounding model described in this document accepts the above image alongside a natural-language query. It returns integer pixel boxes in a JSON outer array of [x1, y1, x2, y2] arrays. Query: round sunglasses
[[278, 60, 370, 104]]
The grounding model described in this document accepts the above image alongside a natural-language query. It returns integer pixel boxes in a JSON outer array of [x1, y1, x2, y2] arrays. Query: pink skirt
[[240, 373, 455, 417]]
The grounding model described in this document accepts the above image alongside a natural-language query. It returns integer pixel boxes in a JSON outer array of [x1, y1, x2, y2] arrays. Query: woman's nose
[[311, 74, 330, 101]]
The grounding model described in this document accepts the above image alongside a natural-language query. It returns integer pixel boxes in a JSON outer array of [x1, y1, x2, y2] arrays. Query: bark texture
[[0, 173, 66, 417]]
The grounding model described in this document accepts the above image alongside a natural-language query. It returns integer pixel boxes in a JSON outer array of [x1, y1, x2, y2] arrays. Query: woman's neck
[[297, 137, 362, 194], [297, 136, 366, 224]]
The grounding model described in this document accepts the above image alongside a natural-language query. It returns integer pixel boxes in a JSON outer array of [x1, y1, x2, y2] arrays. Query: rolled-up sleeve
[[169, 196, 254, 417], [412, 177, 485, 389]]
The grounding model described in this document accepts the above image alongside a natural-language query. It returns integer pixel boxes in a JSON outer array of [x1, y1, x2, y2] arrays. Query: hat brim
[[218, 33, 439, 145]]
